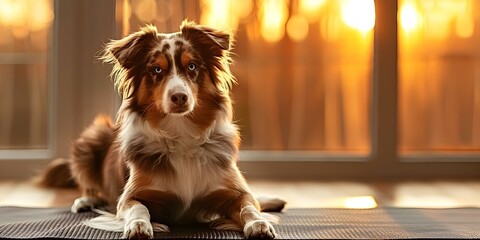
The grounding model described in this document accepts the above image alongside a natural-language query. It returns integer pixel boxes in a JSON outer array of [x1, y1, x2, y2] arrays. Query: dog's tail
[[35, 114, 115, 188], [35, 158, 77, 188]]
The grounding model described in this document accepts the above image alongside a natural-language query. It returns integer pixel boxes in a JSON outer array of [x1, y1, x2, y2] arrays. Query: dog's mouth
[[168, 106, 192, 116]]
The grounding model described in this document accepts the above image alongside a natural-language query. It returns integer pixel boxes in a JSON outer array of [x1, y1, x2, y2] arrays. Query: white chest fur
[[163, 148, 226, 207], [119, 112, 237, 208]]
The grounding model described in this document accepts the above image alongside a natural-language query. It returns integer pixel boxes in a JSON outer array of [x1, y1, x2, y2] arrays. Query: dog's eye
[[153, 67, 162, 74], [188, 63, 196, 71]]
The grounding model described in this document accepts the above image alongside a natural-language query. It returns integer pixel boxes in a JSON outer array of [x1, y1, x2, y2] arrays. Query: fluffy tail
[[35, 158, 76, 188], [35, 114, 114, 189]]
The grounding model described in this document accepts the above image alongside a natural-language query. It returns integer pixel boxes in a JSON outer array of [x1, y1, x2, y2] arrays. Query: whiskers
[[140, 102, 164, 118]]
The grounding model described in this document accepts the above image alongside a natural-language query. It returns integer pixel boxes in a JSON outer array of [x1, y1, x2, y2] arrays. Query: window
[[0, 0, 118, 179], [120, 0, 373, 153], [114, 0, 480, 179], [2, 0, 479, 180], [398, 0, 480, 153], [0, 0, 53, 150]]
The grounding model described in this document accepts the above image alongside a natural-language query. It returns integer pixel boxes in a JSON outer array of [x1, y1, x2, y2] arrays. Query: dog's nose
[[171, 93, 188, 106]]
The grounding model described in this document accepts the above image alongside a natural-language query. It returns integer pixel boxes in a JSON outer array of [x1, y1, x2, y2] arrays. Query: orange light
[[299, 0, 325, 22], [122, 0, 131, 36], [399, 2, 421, 32], [320, 15, 341, 41], [201, 0, 229, 29], [200, 0, 250, 30], [456, 14, 474, 38], [132, 0, 156, 23], [0, 0, 54, 39], [260, 0, 288, 43], [410, 0, 473, 40], [28, 0, 54, 32], [0, 0, 27, 27], [235, 0, 253, 19], [286, 15, 309, 42], [343, 196, 377, 209], [340, 0, 375, 33]]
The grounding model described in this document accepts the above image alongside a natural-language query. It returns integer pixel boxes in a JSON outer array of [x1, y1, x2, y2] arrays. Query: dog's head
[[102, 21, 234, 129]]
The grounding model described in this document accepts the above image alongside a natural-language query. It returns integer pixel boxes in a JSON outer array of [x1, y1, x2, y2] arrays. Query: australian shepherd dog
[[39, 21, 284, 239]]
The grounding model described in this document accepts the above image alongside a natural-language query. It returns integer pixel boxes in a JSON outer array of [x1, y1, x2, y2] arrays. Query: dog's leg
[[71, 188, 106, 213], [69, 115, 113, 213], [116, 170, 169, 239], [229, 195, 277, 239], [117, 172, 155, 239], [117, 199, 154, 239], [240, 204, 277, 239]]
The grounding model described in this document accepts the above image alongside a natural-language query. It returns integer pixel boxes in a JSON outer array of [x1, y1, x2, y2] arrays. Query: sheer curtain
[[0, 0, 52, 149], [119, 0, 372, 152], [232, 23, 371, 151], [398, 0, 480, 152]]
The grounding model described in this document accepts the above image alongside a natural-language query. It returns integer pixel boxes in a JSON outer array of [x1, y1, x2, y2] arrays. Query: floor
[[1, 180, 479, 209]]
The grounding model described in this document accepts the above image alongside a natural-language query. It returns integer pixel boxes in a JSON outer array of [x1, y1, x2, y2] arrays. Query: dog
[[38, 21, 285, 239]]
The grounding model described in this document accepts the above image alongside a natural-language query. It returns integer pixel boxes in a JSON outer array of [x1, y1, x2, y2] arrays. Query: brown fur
[[35, 158, 76, 188], [39, 21, 284, 239], [68, 115, 123, 203]]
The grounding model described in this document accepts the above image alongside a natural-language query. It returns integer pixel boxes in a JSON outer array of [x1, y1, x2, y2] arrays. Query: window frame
[[0, 0, 118, 179], [237, 0, 480, 180], [1, 0, 479, 180]]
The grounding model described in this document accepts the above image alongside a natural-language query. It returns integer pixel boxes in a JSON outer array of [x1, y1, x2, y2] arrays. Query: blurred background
[[0, 0, 479, 181]]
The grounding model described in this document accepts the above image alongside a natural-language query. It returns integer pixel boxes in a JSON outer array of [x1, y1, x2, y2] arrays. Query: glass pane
[[0, 0, 53, 149], [119, 0, 373, 153], [398, 0, 480, 152]]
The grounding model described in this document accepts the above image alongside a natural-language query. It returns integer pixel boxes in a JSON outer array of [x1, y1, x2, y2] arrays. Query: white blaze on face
[[160, 37, 195, 116]]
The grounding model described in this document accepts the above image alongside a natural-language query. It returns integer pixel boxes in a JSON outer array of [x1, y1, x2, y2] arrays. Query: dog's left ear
[[181, 21, 235, 91], [180, 20, 232, 56]]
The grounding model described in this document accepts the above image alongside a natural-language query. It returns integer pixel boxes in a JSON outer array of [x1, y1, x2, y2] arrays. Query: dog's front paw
[[71, 197, 94, 213], [124, 219, 153, 239], [244, 220, 276, 239]]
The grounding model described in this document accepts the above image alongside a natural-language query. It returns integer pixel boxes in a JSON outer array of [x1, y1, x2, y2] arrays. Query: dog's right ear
[[101, 25, 158, 69], [100, 25, 158, 99]]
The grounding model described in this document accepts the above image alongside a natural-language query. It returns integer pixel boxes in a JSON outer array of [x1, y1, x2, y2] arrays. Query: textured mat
[[0, 207, 479, 239]]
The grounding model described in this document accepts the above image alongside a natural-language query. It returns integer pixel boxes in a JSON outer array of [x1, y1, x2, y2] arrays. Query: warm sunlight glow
[[201, 0, 230, 29], [320, 16, 341, 41], [235, 0, 253, 19], [399, 2, 420, 32], [340, 0, 375, 33], [260, 0, 288, 43], [299, 0, 325, 22], [0, 0, 26, 27], [286, 15, 309, 42], [398, 0, 474, 40], [122, 0, 132, 36], [399, 0, 480, 152], [343, 196, 377, 209], [200, 0, 252, 31], [28, 0, 54, 32], [0, 0, 53, 39], [132, 0, 156, 23], [455, 14, 474, 38]]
